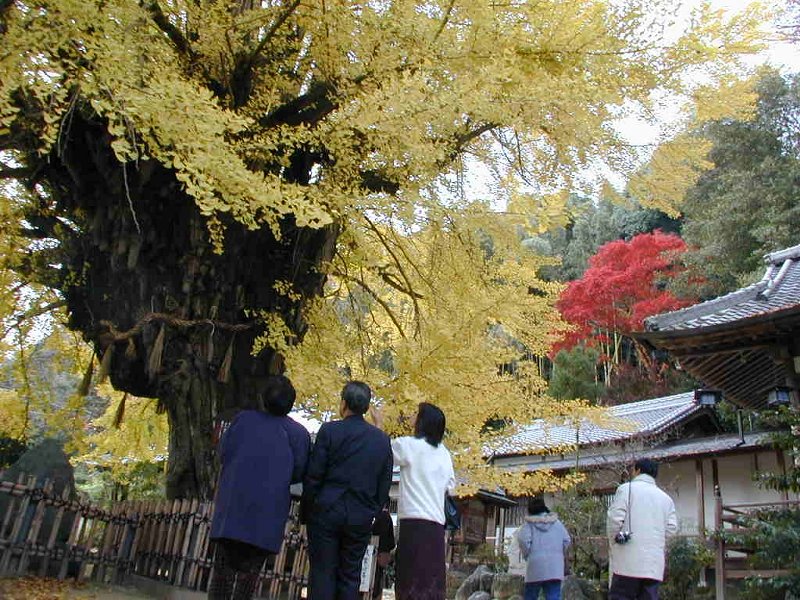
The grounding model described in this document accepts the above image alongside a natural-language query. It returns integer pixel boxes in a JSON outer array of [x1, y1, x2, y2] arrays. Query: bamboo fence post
[[157, 499, 172, 579], [170, 499, 190, 585], [122, 501, 143, 581], [18, 478, 53, 575], [144, 501, 162, 578], [174, 498, 198, 586], [287, 524, 309, 600], [192, 501, 213, 591], [186, 501, 209, 589], [138, 501, 156, 576], [58, 497, 84, 580], [0, 474, 27, 538], [95, 504, 113, 583], [0, 475, 36, 576], [112, 502, 135, 583], [164, 498, 181, 582], [0, 475, 25, 573], [40, 483, 71, 577], [268, 516, 293, 598], [77, 503, 102, 581]]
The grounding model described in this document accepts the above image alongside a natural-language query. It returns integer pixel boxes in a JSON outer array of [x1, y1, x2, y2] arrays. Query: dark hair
[[527, 496, 549, 515], [414, 402, 445, 447], [264, 375, 296, 416], [635, 458, 659, 478], [342, 381, 371, 415]]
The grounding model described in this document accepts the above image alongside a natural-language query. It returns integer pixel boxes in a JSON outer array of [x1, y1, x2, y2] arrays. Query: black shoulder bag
[[444, 493, 461, 531]]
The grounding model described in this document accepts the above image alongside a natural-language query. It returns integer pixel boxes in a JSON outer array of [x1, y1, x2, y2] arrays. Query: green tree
[[531, 196, 680, 282], [0, 0, 767, 497], [548, 346, 601, 403], [681, 69, 800, 294]]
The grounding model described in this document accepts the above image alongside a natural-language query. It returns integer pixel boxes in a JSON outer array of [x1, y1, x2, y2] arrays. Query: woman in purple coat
[[208, 375, 311, 600]]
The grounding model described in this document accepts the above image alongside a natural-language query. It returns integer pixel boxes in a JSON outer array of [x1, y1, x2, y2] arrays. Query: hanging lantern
[[766, 386, 794, 408], [694, 389, 722, 407]]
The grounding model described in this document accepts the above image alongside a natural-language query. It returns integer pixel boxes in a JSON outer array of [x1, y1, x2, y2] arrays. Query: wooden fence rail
[[713, 491, 800, 600], [0, 474, 374, 599]]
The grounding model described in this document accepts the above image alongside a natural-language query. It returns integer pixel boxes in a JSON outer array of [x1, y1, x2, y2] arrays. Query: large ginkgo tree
[[0, 0, 765, 497]]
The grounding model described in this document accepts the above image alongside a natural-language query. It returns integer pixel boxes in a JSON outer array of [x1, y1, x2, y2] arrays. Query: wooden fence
[[713, 493, 800, 599], [0, 474, 377, 599]]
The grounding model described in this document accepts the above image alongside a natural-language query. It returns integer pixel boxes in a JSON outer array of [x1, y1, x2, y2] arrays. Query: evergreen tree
[[682, 69, 800, 295]]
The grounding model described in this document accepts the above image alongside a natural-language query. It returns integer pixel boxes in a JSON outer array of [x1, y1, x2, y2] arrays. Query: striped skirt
[[395, 518, 446, 600]]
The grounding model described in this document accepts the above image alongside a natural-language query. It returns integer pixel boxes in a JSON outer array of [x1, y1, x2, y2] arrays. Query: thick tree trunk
[[163, 364, 217, 500], [25, 111, 337, 499]]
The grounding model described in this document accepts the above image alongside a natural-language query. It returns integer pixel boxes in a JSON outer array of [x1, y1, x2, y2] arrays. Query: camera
[[614, 531, 632, 545]]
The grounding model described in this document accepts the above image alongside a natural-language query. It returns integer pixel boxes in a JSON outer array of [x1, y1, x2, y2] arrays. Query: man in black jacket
[[303, 381, 393, 600]]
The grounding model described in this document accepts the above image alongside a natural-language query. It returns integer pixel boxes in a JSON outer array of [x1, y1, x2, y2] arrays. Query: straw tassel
[[77, 353, 95, 397], [112, 393, 128, 429], [125, 337, 137, 359], [206, 325, 215, 364], [147, 324, 166, 382], [217, 335, 235, 383], [97, 344, 115, 383]]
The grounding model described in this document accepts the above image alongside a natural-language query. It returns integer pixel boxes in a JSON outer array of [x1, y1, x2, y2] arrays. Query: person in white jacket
[[391, 402, 456, 600], [607, 458, 678, 600]]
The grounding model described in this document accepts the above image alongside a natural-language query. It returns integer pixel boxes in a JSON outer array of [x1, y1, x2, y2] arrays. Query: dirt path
[[0, 578, 155, 599]]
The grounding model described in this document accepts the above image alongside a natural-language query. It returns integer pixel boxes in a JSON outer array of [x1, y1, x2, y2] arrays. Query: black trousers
[[609, 574, 661, 600], [307, 503, 372, 600]]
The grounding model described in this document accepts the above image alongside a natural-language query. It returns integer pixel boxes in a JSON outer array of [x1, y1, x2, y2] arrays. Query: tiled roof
[[496, 432, 772, 472], [491, 391, 702, 457], [645, 243, 800, 332]]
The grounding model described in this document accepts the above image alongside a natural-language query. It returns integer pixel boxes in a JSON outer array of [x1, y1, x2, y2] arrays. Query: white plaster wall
[[503, 450, 794, 542], [645, 451, 790, 535], [657, 460, 699, 534]]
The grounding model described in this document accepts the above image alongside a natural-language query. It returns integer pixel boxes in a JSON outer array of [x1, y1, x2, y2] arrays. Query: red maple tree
[[554, 231, 694, 356]]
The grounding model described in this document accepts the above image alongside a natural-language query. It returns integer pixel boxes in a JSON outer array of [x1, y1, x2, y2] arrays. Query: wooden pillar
[[711, 459, 720, 496], [498, 507, 507, 553], [777, 449, 790, 502], [714, 488, 725, 600], [695, 459, 706, 538]]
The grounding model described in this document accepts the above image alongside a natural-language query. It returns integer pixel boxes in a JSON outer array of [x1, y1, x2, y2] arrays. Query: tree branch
[[377, 268, 425, 300], [250, 0, 302, 64], [362, 214, 422, 336], [332, 269, 407, 339], [448, 121, 497, 159], [3, 299, 67, 337], [0, 167, 32, 179], [144, 0, 192, 57], [433, 0, 456, 42], [360, 169, 401, 195], [259, 81, 337, 129]]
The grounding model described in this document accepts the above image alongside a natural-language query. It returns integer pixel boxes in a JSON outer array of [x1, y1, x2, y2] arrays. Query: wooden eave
[[635, 305, 800, 409]]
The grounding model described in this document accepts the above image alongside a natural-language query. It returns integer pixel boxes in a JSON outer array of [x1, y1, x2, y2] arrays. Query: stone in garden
[[446, 569, 469, 599], [561, 575, 592, 600], [466, 592, 491, 600], [479, 571, 494, 592], [2, 438, 75, 494], [455, 565, 494, 600], [490, 573, 524, 599]]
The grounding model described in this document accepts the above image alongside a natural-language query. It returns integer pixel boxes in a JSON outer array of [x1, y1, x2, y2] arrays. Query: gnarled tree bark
[[26, 111, 337, 498]]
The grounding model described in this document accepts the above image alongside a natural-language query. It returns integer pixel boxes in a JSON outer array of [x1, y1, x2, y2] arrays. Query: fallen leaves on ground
[[0, 578, 154, 599], [0, 577, 95, 599]]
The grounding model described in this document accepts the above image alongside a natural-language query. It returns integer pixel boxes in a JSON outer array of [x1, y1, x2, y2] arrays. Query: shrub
[[660, 537, 714, 600]]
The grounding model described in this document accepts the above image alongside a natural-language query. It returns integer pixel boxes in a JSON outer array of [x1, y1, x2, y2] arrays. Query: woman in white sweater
[[392, 402, 456, 600]]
